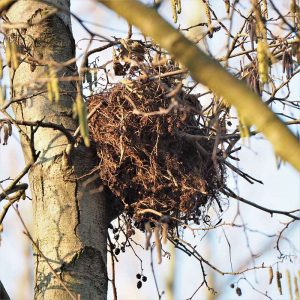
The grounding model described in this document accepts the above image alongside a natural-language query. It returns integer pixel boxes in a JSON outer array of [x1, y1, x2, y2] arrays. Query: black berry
[[236, 287, 242, 296], [137, 281, 142, 289]]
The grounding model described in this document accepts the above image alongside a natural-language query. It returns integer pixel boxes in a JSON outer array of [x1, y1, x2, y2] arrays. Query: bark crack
[[74, 181, 80, 237]]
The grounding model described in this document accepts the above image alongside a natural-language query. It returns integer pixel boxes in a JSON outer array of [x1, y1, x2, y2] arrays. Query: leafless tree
[[0, 1, 299, 299]]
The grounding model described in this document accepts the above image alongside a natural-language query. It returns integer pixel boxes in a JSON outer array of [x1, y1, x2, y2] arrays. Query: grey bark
[[6, 1, 110, 299]]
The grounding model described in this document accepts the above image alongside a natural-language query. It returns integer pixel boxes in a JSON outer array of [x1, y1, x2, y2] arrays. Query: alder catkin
[[294, 275, 300, 300], [257, 40, 269, 84], [286, 270, 293, 300], [204, 1, 213, 37], [171, 0, 177, 23], [225, 0, 230, 14]]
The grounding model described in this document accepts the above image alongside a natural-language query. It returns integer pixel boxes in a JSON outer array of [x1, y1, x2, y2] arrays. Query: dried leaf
[[0, 120, 12, 145], [145, 222, 152, 250], [269, 267, 274, 285]]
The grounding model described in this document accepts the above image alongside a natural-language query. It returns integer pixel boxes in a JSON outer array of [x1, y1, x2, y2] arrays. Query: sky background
[[0, 1, 299, 299]]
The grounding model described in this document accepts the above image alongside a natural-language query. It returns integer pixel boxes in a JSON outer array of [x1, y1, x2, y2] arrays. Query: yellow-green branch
[[99, 0, 300, 171]]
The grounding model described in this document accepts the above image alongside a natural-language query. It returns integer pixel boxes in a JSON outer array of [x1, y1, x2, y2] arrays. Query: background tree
[[0, 0, 299, 299]]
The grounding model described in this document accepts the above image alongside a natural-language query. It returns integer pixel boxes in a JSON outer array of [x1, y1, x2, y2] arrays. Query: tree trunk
[[6, 1, 109, 299]]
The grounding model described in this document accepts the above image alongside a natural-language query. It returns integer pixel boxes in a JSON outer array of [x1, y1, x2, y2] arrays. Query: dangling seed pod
[[291, 41, 300, 63], [244, 61, 261, 95], [154, 224, 162, 264], [282, 48, 294, 79], [161, 223, 168, 244], [0, 120, 12, 145], [76, 92, 90, 147], [93, 64, 98, 83], [247, 17, 257, 50], [144, 222, 152, 250], [276, 271, 283, 295]]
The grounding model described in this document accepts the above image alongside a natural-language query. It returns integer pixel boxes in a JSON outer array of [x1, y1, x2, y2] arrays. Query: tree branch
[[98, 0, 300, 171]]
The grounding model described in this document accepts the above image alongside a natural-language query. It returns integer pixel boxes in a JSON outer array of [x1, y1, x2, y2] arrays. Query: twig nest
[[88, 78, 225, 228]]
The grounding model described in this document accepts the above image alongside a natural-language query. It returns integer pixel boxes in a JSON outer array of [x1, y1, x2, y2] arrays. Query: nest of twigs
[[87, 41, 225, 229], [88, 81, 225, 229]]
